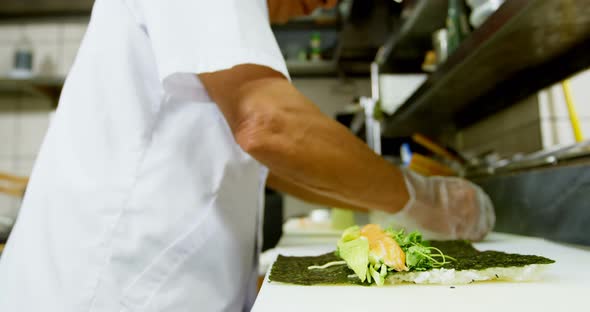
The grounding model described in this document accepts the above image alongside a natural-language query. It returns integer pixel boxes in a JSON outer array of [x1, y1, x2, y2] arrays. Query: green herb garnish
[[303, 225, 455, 285]]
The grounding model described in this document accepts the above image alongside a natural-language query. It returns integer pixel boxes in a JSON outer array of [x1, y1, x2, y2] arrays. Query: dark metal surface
[[0, 76, 64, 105], [474, 161, 590, 246], [336, 0, 400, 75], [377, 0, 448, 73], [382, 0, 590, 138], [262, 190, 283, 252], [0, 0, 94, 20]]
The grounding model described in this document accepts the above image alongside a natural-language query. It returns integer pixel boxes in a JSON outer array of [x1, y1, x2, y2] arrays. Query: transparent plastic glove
[[370, 169, 495, 241]]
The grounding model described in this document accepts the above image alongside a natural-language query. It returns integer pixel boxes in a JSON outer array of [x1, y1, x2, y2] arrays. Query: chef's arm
[[266, 172, 368, 212], [199, 64, 409, 214]]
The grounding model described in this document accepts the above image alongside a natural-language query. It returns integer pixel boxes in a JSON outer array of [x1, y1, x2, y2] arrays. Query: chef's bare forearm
[[199, 64, 408, 213], [266, 172, 369, 212]]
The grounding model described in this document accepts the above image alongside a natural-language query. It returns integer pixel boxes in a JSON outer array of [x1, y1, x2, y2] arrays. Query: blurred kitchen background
[[1, 0, 589, 248]]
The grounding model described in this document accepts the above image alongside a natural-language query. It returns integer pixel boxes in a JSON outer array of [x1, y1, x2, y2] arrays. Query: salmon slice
[[360, 224, 408, 272]]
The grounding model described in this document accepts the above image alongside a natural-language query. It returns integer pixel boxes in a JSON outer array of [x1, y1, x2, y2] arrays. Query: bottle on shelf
[[309, 32, 322, 62], [11, 32, 34, 79], [446, 0, 470, 55]]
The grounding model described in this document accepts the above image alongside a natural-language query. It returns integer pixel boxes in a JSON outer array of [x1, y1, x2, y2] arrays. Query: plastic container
[[446, 0, 470, 54], [432, 28, 449, 64]]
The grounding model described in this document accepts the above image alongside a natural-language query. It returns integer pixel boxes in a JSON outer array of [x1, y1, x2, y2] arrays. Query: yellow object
[[331, 208, 355, 230], [412, 133, 462, 164], [408, 153, 456, 177], [562, 80, 584, 142]]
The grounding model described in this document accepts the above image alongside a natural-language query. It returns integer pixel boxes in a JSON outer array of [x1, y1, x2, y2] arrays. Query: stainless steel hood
[[0, 0, 94, 20]]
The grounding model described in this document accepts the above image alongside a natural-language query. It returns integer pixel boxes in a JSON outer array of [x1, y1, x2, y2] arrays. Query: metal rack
[[0, 76, 64, 105], [377, 0, 590, 138]]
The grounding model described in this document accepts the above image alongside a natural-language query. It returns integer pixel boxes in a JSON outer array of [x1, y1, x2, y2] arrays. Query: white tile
[[16, 98, 52, 157], [62, 22, 88, 43], [23, 23, 60, 44], [540, 119, 555, 148], [583, 120, 590, 137], [0, 158, 15, 173], [0, 98, 18, 157], [553, 119, 575, 146], [60, 42, 82, 76], [538, 85, 570, 119], [569, 70, 590, 118], [0, 46, 15, 76], [32, 43, 61, 76], [0, 25, 22, 43], [538, 89, 553, 119], [538, 89, 554, 120], [539, 70, 590, 120], [540, 118, 590, 148], [14, 157, 37, 177]]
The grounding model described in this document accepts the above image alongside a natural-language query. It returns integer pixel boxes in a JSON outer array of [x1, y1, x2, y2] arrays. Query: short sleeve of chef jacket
[[134, 0, 289, 94]]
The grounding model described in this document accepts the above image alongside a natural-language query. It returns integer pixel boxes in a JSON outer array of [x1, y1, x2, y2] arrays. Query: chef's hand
[[392, 169, 495, 241], [268, 0, 339, 24]]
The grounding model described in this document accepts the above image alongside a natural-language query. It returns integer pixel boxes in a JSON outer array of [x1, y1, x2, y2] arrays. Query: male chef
[[0, 1, 494, 311]]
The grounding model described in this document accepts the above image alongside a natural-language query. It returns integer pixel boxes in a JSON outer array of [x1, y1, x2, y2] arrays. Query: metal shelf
[[376, 0, 448, 73], [381, 0, 590, 138], [286, 60, 338, 77], [0, 0, 93, 23], [272, 19, 340, 32], [0, 76, 64, 105]]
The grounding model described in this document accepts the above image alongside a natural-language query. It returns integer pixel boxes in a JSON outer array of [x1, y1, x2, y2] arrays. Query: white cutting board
[[252, 233, 590, 312]]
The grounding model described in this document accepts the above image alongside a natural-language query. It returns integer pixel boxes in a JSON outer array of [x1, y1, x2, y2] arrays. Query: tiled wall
[[538, 70, 590, 147], [0, 22, 87, 77], [0, 22, 87, 216], [457, 68, 590, 157]]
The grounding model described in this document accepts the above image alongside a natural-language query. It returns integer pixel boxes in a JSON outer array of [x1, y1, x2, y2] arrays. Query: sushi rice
[[385, 264, 552, 285]]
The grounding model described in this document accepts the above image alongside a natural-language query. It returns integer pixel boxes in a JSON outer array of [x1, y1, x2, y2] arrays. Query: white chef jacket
[[0, 0, 288, 311]]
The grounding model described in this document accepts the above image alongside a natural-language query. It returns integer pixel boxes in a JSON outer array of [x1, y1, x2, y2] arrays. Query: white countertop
[[253, 232, 590, 312]]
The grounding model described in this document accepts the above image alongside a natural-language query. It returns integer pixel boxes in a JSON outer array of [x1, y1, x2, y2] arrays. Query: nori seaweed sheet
[[269, 252, 361, 286], [269, 240, 555, 285], [430, 240, 555, 271]]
